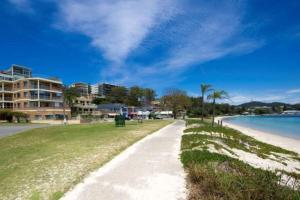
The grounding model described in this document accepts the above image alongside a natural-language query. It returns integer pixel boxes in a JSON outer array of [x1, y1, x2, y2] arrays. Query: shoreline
[[217, 116, 300, 155]]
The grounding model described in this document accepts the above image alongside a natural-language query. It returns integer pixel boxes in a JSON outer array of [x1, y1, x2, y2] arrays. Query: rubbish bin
[[115, 115, 125, 127]]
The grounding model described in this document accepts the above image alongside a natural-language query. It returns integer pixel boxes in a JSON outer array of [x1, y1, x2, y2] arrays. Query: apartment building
[[70, 82, 89, 96], [72, 96, 97, 116], [91, 83, 118, 97], [0, 65, 71, 120]]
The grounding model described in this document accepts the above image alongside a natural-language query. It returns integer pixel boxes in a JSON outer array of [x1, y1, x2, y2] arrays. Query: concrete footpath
[[0, 124, 50, 138], [63, 121, 187, 200]]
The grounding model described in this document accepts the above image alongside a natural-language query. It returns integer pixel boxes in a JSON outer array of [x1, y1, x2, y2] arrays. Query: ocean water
[[223, 115, 300, 139]]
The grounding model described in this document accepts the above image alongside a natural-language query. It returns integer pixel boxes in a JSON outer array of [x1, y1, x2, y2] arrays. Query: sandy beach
[[217, 117, 300, 155]]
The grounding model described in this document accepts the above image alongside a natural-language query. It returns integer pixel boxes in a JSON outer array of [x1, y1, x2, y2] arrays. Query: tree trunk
[[201, 94, 204, 122], [62, 89, 67, 124], [212, 98, 215, 127], [173, 110, 177, 119]]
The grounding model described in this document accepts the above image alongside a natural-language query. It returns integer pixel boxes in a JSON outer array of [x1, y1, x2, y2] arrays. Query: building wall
[[70, 82, 89, 96], [91, 83, 118, 97], [72, 96, 97, 116], [0, 81, 13, 109], [1, 65, 71, 120]]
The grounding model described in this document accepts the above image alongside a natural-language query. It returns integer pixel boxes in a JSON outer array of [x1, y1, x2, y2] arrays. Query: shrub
[[0, 110, 13, 122], [0, 110, 29, 123], [13, 112, 29, 123], [183, 151, 300, 200]]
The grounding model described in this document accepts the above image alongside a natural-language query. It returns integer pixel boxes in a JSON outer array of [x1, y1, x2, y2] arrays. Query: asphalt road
[[63, 120, 187, 200], [0, 124, 50, 138]]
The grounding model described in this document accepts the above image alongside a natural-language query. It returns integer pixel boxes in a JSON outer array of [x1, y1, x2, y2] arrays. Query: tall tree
[[161, 89, 191, 119], [207, 90, 228, 127], [200, 84, 212, 121], [127, 86, 144, 106], [109, 86, 128, 103], [143, 88, 156, 105], [63, 87, 80, 119]]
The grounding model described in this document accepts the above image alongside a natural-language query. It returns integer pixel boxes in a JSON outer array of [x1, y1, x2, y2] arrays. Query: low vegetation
[[0, 120, 171, 200], [182, 119, 300, 200], [0, 110, 29, 123]]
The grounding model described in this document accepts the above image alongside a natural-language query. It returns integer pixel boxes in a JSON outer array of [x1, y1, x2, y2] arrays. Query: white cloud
[[162, 1, 262, 69], [55, 0, 178, 63], [9, 0, 264, 88], [287, 88, 300, 94], [88, 0, 263, 87]]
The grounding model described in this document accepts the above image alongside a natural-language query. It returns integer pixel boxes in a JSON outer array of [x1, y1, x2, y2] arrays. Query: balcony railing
[[29, 96, 39, 99], [52, 97, 63, 100], [0, 87, 13, 91], [3, 97, 13, 101], [39, 96, 51, 100], [74, 103, 97, 109], [51, 87, 62, 91], [40, 85, 51, 90], [17, 106, 66, 110]]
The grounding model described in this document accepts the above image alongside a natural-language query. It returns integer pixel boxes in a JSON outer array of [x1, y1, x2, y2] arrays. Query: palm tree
[[62, 86, 79, 123], [207, 90, 228, 127], [200, 84, 212, 121]]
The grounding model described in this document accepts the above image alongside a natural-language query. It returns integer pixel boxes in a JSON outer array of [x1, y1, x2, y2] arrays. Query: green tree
[[109, 86, 128, 103], [207, 90, 228, 126], [63, 87, 80, 118], [88, 84, 92, 95], [127, 86, 143, 106], [92, 97, 110, 105], [143, 88, 156, 105], [161, 89, 191, 119], [201, 84, 212, 122], [0, 110, 13, 123]]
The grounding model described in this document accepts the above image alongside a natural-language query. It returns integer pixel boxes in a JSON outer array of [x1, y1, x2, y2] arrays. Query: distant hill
[[293, 103, 300, 110], [238, 101, 291, 108]]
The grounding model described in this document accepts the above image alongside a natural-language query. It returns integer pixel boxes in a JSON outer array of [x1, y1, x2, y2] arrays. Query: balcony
[[73, 103, 97, 109], [4, 97, 13, 101], [30, 85, 38, 89], [1, 97, 13, 101], [0, 87, 13, 92], [40, 85, 51, 90], [29, 96, 39, 99], [39, 96, 51, 100]]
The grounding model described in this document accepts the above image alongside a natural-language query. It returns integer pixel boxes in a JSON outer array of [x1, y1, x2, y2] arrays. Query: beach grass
[[0, 120, 172, 200], [182, 119, 300, 199], [184, 119, 298, 157]]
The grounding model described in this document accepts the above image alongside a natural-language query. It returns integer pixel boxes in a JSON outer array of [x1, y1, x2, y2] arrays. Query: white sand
[[217, 117, 300, 155]]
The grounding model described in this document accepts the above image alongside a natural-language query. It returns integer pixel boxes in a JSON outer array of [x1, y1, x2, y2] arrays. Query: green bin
[[115, 115, 125, 127]]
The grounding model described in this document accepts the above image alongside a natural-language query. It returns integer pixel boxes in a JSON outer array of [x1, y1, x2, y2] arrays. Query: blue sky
[[0, 0, 300, 104]]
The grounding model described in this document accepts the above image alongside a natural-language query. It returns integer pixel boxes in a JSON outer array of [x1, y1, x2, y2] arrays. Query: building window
[[29, 101, 39, 108], [24, 81, 28, 88], [45, 115, 55, 120], [35, 115, 42, 120]]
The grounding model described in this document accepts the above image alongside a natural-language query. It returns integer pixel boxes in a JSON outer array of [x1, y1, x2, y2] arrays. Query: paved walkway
[[0, 124, 50, 138], [63, 121, 187, 200]]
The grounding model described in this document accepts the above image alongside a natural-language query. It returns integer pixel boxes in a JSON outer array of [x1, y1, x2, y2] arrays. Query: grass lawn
[[0, 120, 172, 200]]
